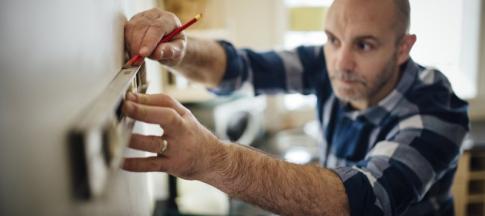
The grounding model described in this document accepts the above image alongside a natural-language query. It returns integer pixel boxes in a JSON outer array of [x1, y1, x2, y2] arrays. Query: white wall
[[468, 1, 485, 120], [226, 0, 286, 50], [185, 0, 286, 50], [0, 0, 160, 215], [409, 0, 481, 99]]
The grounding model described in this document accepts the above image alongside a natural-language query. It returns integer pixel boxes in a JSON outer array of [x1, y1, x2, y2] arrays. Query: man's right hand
[[125, 8, 187, 67]]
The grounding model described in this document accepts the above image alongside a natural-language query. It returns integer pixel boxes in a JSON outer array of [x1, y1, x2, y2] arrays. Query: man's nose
[[336, 47, 355, 72]]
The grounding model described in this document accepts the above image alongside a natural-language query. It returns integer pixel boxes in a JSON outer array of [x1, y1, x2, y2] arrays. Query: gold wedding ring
[[159, 139, 168, 154]]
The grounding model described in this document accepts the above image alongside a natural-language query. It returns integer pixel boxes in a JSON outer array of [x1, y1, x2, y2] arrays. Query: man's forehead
[[329, 0, 397, 12], [326, 0, 397, 37], [325, 21, 385, 41]]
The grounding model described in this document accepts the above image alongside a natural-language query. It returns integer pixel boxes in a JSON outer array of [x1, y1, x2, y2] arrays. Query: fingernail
[[140, 47, 149, 56]]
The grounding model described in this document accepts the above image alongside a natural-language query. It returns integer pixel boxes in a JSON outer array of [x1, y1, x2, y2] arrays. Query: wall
[[468, 0, 485, 121], [182, 0, 286, 50], [0, 0, 159, 215], [226, 0, 286, 50]]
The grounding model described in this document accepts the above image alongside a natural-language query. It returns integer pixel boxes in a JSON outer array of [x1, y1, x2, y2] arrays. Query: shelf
[[453, 148, 485, 216], [468, 194, 485, 203], [470, 171, 485, 180]]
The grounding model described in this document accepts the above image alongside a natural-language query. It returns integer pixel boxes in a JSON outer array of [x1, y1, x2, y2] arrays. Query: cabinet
[[283, 0, 329, 49], [453, 147, 485, 216]]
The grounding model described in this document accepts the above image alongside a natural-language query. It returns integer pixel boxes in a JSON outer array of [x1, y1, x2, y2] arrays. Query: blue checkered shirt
[[211, 41, 469, 216]]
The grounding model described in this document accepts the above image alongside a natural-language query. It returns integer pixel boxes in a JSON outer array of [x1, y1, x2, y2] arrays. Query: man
[[122, 0, 469, 215]]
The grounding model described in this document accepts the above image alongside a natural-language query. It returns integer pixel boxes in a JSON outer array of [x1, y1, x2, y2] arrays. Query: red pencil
[[124, 13, 203, 67]]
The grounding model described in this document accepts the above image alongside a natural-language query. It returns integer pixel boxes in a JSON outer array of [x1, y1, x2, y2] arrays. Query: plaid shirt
[[212, 41, 469, 216]]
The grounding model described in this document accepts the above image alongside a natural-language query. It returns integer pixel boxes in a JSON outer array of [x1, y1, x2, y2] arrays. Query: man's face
[[324, 0, 405, 108]]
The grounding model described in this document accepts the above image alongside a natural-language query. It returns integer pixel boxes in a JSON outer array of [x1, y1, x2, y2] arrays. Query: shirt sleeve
[[209, 40, 328, 95], [333, 112, 468, 216]]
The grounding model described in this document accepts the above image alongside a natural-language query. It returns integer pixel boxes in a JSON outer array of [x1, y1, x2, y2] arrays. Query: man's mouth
[[334, 77, 367, 87], [330, 71, 367, 86]]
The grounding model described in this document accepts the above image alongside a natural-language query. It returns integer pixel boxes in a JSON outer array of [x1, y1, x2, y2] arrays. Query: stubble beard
[[330, 54, 399, 106]]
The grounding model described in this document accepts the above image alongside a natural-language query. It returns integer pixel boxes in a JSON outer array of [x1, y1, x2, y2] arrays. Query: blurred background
[[1, 0, 485, 215]]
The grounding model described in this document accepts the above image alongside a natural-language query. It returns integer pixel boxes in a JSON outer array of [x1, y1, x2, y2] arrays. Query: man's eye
[[327, 36, 339, 46], [357, 42, 373, 51]]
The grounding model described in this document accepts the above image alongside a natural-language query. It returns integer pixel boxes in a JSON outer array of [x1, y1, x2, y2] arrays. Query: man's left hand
[[122, 93, 224, 180]]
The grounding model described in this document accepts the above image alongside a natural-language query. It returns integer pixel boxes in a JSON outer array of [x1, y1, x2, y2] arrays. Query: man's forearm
[[170, 37, 226, 87], [200, 143, 350, 216]]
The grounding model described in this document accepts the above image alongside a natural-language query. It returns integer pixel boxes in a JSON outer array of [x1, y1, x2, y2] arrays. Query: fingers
[[139, 26, 164, 56], [123, 101, 181, 130], [143, 8, 162, 19], [150, 37, 186, 64], [122, 156, 169, 172], [124, 9, 184, 59], [128, 23, 167, 57], [126, 93, 188, 116], [128, 134, 167, 154], [127, 23, 149, 56]]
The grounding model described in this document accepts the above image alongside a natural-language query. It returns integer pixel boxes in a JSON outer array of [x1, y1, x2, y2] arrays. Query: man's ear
[[397, 34, 417, 65]]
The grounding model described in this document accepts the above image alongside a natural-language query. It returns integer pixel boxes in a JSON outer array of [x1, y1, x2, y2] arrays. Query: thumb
[[150, 39, 185, 63]]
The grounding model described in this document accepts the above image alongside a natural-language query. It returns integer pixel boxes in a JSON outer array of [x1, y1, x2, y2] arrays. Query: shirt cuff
[[208, 40, 245, 95], [333, 167, 382, 216]]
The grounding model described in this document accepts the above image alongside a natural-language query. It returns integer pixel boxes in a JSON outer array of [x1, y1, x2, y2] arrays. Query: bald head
[[327, 0, 410, 40], [393, 0, 411, 36]]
